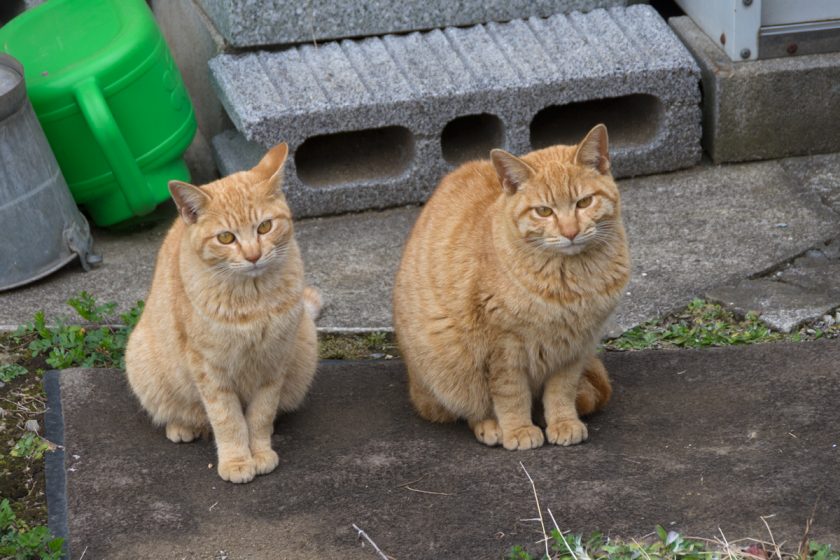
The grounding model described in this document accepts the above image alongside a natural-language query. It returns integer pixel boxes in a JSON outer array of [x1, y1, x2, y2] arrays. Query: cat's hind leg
[[468, 417, 502, 447], [165, 422, 201, 443], [275, 316, 318, 413], [408, 375, 459, 423]]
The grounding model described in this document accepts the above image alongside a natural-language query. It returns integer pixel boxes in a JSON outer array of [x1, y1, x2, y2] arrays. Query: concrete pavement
[[45, 340, 840, 559]]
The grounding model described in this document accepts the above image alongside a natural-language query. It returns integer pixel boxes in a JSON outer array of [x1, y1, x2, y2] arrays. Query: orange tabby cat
[[393, 124, 629, 450], [125, 143, 320, 483]]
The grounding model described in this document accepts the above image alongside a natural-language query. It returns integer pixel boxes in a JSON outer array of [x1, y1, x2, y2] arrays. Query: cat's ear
[[574, 124, 610, 175], [169, 181, 211, 225], [254, 142, 289, 195], [491, 149, 535, 195]]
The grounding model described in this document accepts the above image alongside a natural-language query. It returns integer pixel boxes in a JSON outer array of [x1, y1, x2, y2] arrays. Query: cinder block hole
[[295, 126, 414, 187], [529, 94, 662, 150], [441, 113, 504, 165]]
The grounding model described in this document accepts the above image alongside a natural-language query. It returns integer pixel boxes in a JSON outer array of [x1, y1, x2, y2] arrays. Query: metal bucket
[[0, 53, 98, 292]]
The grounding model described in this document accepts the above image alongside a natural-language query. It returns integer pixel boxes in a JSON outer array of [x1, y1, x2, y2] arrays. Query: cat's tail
[[303, 286, 323, 320], [575, 355, 612, 416]]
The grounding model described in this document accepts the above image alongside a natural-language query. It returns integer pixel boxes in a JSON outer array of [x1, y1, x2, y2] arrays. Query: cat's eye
[[217, 231, 235, 244], [534, 206, 553, 217], [576, 195, 594, 209], [257, 220, 272, 234]]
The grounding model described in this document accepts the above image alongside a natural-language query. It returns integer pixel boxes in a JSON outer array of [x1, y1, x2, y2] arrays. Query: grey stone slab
[[670, 16, 840, 164], [778, 254, 840, 296], [707, 279, 839, 333], [2, 160, 839, 335], [612, 160, 840, 334], [198, 0, 639, 49], [295, 206, 416, 332], [706, 243, 840, 333], [210, 128, 264, 178], [45, 341, 840, 558], [210, 5, 701, 218], [779, 152, 840, 215]]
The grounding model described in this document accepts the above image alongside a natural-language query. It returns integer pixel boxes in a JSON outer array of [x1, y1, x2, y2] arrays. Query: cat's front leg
[[196, 372, 256, 483], [244, 381, 284, 476], [488, 351, 544, 450], [543, 362, 588, 446]]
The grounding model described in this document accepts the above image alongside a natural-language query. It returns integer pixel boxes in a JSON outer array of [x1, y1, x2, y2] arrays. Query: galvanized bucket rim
[[0, 53, 26, 121]]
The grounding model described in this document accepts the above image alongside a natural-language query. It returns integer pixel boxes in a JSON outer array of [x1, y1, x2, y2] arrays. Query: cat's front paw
[[252, 449, 280, 475], [503, 425, 545, 451], [218, 456, 256, 484], [546, 419, 588, 446], [471, 418, 502, 447]]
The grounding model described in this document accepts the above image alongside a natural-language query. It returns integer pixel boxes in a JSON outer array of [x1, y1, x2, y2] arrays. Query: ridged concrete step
[[210, 4, 701, 218], [197, 0, 635, 48]]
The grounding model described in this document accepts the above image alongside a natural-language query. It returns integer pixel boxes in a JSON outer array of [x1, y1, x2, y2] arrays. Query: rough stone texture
[[779, 152, 840, 214], [210, 5, 701, 218], [707, 244, 840, 333], [778, 254, 840, 295], [198, 0, 640, 48], [294, 207, 416, 331], [210, 128, 263, 177], [45, 342, 840, 558], [612, 161, 840, 335], [670, 16, 840, 164], [706, 279, 838, 333], [1, 160, 838, 334]]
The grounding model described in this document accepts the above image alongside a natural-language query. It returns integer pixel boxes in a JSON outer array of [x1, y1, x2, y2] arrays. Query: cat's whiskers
[[263, 244, 289, 265], [208, 262, 237, 281], [588, 220, 621, 249]]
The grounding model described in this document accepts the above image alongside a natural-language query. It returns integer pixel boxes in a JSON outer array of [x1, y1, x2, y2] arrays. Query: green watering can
[[0, 0, 197, 226]]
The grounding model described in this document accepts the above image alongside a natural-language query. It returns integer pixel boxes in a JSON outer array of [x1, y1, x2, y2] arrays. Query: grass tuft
[[605, 299, 838, 351], [0, 498, 62, 560], [507, 526, 840, 560]]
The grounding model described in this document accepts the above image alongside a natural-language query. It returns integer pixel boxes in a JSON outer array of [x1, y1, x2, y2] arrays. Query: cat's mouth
[[555, 244, 587, 256], [240, 262, 270, 277], [529, 236, 590, 256]]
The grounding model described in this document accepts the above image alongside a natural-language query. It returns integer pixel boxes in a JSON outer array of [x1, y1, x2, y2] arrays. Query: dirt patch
[[0, 354, 49, 526]]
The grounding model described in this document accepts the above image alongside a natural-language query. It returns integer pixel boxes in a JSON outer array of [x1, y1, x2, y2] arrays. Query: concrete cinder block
[[670, 16, 840, 164], [198, 0, 641, 49], [210, 5, 702, 218]]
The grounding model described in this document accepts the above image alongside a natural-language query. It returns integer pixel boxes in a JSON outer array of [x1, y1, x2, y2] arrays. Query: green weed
[[9, 433, 52, 461], [15, 292, 144, 370], [0, 364, 27, 384], [606, 299, 785, 351], [0, 499, 62, 560]]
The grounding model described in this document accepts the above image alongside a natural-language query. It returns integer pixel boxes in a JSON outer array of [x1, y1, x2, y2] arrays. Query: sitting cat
[[125, 143, 320, 483], [393, 124, 629, 450]]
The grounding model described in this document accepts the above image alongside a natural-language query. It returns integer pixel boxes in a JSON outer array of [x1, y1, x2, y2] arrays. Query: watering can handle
[[74, 79, 156, 216]]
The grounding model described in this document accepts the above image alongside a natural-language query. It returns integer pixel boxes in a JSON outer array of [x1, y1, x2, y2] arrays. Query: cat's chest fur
[[481, 252, 626, 378], [177, 250, 305, 391]]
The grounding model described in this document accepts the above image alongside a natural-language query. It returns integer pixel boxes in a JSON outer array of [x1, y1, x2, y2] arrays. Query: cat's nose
[[560, 226, 580, 240], [244, 253, 260, 263]]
